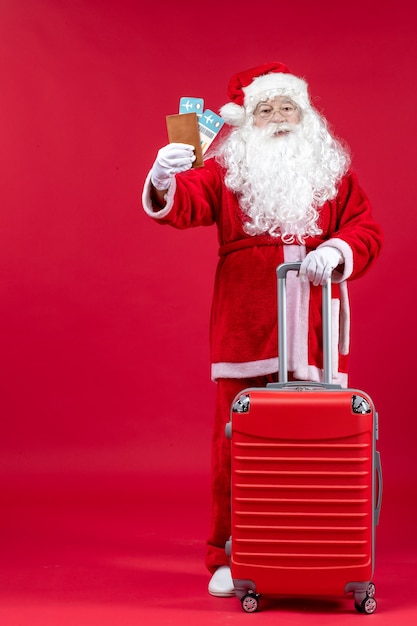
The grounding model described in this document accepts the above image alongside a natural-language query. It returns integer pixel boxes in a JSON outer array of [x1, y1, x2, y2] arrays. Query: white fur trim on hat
[[219, 102, 246, 127], [219, 72, 311, 127], [244, 73, 310, 111]]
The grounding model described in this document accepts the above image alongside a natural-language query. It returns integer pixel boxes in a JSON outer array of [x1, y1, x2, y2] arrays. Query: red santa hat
[[220, 62, 310, 127]]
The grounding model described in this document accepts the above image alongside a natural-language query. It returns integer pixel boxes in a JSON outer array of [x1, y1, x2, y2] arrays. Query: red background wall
[[1, 0, 416, 539]]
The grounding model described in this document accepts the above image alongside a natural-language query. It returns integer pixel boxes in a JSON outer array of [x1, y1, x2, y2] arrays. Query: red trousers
[[205, 374, 278, 574]]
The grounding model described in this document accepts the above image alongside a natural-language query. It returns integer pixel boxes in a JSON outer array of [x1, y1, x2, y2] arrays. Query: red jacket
[[142, 158, 382, 385]]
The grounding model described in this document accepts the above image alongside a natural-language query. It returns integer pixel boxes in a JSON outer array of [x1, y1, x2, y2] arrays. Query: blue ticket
[[198, 109, 225, 154], [179, 97, 204, 118]]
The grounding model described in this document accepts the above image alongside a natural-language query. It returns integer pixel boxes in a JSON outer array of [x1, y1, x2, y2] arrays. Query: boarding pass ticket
[[179, 97, 224, 154]]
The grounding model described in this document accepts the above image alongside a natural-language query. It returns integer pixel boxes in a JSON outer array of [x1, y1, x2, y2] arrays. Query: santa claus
[[142, 62, 382, 597]]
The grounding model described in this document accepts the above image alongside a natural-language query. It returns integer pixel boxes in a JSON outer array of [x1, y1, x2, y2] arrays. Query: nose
[[270, 109, 285, 122]]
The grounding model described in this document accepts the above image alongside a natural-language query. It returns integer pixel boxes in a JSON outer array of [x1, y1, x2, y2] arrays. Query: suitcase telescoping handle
[[277, 262, 333, 385]]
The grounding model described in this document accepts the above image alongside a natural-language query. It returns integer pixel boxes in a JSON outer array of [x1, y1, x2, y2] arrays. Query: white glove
[[299, 247, 343, 286], [150, 143, 196, 190]]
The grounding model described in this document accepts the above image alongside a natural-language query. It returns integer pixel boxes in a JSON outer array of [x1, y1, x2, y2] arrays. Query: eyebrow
[[257, 98, 295, 107]]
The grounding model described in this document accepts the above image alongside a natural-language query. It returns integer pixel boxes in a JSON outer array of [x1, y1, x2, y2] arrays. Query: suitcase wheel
[[354, 595, 377, 614], [241, 591, 261, 613], [366, 582, 376, 598]]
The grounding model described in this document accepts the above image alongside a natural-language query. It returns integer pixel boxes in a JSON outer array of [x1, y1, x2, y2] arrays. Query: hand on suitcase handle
[[299, 247, 343, 286]]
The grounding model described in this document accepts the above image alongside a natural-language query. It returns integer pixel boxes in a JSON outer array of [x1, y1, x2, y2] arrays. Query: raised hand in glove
[[299, 247, 343, 286], [150, 142, 196, 190]]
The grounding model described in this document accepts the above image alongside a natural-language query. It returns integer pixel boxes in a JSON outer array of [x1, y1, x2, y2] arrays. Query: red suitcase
[[225, 262, 383, 614]]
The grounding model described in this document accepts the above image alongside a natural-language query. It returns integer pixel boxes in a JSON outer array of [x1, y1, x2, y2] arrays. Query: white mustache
[[263, 122, 297, 136]]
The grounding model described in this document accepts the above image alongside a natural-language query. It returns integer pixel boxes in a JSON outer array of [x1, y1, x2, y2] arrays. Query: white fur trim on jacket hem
[[212, 357, 278, 381], [211, 360, 348, 388]]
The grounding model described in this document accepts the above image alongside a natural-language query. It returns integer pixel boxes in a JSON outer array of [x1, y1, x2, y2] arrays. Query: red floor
[[0, 473, 415, 626]]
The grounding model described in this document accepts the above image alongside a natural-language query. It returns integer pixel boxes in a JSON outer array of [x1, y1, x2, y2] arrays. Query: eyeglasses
[[254, 102, 298, 119]]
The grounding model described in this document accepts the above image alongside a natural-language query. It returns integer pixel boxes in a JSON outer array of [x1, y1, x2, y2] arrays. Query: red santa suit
[[142, 157, 382, 572], [143, 157, 381, 384]]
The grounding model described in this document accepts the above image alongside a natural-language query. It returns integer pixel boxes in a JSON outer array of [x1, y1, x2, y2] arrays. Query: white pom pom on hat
[[219, 61, 310, 127]]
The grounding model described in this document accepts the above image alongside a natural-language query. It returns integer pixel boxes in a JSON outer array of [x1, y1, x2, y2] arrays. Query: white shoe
[[208, 566, 235, 597]]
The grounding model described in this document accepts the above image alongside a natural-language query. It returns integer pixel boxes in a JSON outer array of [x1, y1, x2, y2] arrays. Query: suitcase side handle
[[375, 450, 383, 525], [277, 262, 332, 385]]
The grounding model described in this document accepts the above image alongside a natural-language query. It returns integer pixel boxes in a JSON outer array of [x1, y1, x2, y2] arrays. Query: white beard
[[216, 112, 350, 243]]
